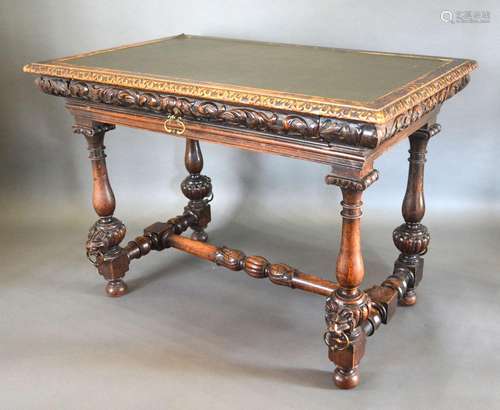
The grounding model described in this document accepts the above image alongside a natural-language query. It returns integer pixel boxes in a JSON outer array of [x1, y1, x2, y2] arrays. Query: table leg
[[392, 128, 432, 306], [74, 122, 129, 297], [323, 171, 378, 389], [181, 139, 212, 242]]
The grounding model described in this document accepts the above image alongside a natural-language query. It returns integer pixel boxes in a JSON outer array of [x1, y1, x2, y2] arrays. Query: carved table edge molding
[[24, 58, 476, 124], [34, 75, 470, 150]]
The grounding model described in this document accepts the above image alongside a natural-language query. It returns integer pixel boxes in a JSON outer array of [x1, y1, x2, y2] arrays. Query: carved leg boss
[[181, 138, 212, 242]]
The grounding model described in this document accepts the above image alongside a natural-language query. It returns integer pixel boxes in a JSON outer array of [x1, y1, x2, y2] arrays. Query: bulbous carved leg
[[324, 170, 378, 389], [392, 125, 439, 305], [181, 139, 212, 242], [393, 223, 429, 305], [86, 216, 129, 297], [74, 121, 129, 297]]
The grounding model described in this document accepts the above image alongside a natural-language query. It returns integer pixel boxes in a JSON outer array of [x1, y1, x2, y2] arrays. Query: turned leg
[[74, 121, 129, 297], [392, 125, 439, 306], [324, 171, 378, 389], [181, 138, 212, 242]]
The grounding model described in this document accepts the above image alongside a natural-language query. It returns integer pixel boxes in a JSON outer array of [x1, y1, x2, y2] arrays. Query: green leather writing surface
[[60, 35, 450, 103]]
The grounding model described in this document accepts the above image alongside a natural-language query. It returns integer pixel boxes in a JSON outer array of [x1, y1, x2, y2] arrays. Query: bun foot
[[191, 229, 208, 242], [333, 367, 360, 389], [105, 279, 128, 297], [399, 289, 417, 306]]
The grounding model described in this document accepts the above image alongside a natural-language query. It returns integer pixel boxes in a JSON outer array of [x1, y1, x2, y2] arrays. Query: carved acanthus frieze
[[37, 77, 380, 148], [320, 119, 378, 148], [36, 74, 469, 149], [38, 77, 321, 139]]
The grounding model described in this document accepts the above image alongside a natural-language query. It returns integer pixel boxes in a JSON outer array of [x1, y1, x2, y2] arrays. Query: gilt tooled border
[[24, 58, 476, 124], [35, 76, 380, 148]]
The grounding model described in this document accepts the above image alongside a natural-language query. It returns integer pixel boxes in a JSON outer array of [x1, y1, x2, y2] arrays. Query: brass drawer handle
[[163, 115, 185, 135]]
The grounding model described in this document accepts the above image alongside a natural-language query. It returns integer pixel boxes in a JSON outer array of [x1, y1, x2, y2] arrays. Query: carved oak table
[[24, 35, 476, 389]]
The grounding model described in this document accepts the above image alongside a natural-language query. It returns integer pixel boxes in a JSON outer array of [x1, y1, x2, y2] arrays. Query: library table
[[23, 34, 476, 388]]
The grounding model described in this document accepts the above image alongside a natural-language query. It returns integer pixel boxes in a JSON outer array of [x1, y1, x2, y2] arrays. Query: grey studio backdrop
[[1, 1, 500, 409]]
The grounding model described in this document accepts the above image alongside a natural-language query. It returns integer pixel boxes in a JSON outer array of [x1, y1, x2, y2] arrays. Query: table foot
[[334, 367, 360, 389], [105, 279, 128, 297], [399, 289, 417, 306]]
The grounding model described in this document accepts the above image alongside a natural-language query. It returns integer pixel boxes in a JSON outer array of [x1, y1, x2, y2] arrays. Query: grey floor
[[1, 209, 499, 410]]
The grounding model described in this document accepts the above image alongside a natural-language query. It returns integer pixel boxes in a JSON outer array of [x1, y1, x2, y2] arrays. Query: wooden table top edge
[[23, 35, 477, 181], [22, 34, 477, 125]]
